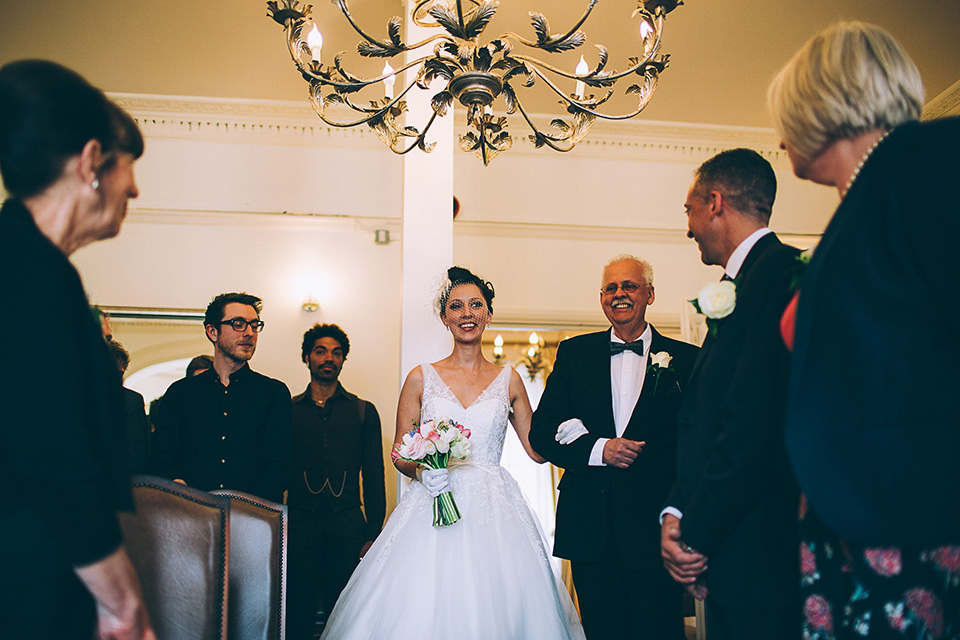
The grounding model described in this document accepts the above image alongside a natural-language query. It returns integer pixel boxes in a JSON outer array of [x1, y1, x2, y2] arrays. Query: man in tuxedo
[[661, 148, 800, 640], [530, 255, 699, 640]]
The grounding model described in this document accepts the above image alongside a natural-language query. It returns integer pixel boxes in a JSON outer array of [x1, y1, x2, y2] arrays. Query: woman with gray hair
[[770, 22, 960, 639]]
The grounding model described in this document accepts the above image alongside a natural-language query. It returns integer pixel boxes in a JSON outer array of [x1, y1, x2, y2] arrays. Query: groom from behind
[[662, 148, 800, 639], [531, 255, 698, 640]]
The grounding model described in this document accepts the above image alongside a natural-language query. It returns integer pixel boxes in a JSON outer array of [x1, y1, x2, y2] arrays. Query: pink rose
[[905, 588, 944, 638], [803, 595, 833, 633], [402, 433, 427, 460], [865, 548, 902, 577], [459, 425, 471, 439], [929, 546, 960, 573], [801, 544, 817, 577]]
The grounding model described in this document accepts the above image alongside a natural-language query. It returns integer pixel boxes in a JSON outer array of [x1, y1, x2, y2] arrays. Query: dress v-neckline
[[425, 362, 506, 410]]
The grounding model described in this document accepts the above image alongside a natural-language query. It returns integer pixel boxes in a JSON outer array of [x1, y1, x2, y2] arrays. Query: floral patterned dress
[[799, 495, 960, 639], [783, 298, 960, 640]]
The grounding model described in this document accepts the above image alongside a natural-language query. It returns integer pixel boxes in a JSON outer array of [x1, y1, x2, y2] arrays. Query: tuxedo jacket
[[531, 326, 698, 571], [786, 118, 960, 547], [667, 232, 800, 608]]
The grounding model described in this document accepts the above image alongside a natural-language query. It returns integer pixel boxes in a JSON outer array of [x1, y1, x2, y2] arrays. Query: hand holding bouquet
[[394, 418, 471, 526]]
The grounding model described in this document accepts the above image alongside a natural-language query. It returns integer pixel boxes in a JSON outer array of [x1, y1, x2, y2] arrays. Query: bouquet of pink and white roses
[[394, 418, 471, 527]]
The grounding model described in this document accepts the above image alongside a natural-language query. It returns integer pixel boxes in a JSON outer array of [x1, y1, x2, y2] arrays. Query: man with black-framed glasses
[[151, 292, 293, 503]]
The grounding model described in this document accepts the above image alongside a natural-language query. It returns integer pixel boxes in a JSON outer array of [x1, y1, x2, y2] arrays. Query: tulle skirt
[[320, 460, 585, 640]]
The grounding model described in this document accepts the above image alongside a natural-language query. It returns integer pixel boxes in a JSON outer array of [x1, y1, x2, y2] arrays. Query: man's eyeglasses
[[220, 318, 265, 332], [600, 281, 643, 295]]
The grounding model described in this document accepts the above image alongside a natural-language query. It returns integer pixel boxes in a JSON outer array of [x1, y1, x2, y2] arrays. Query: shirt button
[[223, 412, 228, 417], [219, 484, 224, 488], [221, 435, 226, 440], [221, 459, 225, 464]]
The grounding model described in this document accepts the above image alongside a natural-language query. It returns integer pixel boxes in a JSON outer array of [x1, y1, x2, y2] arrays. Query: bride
[[319, 267, 585, 640]]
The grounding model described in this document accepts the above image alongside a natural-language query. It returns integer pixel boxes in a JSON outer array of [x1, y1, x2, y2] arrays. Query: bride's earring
[[91, 178, 99, 190]]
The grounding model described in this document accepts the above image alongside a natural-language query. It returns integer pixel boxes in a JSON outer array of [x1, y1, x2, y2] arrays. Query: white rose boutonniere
[[646, 351, 677, 395], [649, 351, 673, 369], [690, 280, 737, 337]]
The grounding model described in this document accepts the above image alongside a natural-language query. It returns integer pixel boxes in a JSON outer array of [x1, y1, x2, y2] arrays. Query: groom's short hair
[[693, 148, 776, 222]]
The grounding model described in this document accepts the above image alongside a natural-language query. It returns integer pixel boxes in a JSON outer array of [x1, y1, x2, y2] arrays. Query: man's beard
[[221, 342, 255, 364], [311, 362, 340, 383]]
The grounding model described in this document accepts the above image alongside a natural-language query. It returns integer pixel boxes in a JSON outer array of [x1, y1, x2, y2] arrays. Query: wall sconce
[[523, 331, 545, 380], [493, 334, 505, 365], [302, 297, 320, 312], [374, 229, 390, 245]]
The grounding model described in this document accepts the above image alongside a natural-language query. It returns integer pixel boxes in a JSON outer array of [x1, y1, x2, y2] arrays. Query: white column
[[399, 0, 455, 386]]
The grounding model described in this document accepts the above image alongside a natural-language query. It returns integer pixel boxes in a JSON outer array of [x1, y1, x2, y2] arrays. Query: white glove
[[418, 467, 450, 498], [555, 418, 589, 445]]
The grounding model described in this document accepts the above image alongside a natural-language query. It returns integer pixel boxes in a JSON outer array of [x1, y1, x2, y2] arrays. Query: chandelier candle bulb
[[383, 61, 395, 99], [575, 55, 588, 99], [306, 24, 323, 63]]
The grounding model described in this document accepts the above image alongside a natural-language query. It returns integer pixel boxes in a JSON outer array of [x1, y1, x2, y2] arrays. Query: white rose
[[424, 439, 437, 456], [450, 437, 471, 459], [439, 426, 457, 445], [435, 435, 451, 454], [697, 281, 737, 319], [649, 351, 672, 368], [419, 419, 436, 439]]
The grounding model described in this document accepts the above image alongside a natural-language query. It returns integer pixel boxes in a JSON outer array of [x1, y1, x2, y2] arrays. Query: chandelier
[[267, 0, 681, 164]]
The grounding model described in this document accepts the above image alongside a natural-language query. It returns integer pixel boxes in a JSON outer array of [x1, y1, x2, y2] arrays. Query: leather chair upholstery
[[121, 475, 230, 640], [213, 490, 287, 640]]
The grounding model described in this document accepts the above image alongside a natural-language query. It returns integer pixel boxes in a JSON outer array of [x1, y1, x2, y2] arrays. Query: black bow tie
[[610, 341, 645, 356]]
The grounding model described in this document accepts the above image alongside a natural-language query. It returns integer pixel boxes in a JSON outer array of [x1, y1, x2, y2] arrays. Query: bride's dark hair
[[437, 266, 495, 317]]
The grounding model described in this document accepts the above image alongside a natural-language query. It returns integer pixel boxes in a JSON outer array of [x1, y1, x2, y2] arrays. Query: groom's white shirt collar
[[725, 227, 772, 279]]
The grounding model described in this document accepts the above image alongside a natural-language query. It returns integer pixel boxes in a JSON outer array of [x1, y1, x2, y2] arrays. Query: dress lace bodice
[[420, 363, 510, 466]]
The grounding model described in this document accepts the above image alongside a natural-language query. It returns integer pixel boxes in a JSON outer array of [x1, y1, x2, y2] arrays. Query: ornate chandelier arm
[[500, 0, 599, 52], [412, 0, 481, 29], [510, 96, 587, 153], [307, 81, 444, 156], [508, 34, 664, 88], [324, 54, 432, 91], [380, 109, 442, 155], [520, 63, 666, 121]]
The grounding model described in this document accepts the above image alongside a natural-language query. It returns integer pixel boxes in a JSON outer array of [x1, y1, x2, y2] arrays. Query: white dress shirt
[[724, 227, 771, 279], [589, 325, 652, 466]]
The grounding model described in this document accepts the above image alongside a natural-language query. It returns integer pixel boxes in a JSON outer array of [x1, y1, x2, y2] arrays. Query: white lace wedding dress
[[319, 363, 585, 640]]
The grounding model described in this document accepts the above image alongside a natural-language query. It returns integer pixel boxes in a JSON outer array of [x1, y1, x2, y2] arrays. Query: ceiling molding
[[111, 92, 789, 164]]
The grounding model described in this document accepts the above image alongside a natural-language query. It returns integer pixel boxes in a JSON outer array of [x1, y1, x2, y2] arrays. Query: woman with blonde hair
[[770, 22, 960, 639]]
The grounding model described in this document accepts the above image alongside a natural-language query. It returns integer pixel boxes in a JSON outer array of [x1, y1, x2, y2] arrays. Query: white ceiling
[[1, 0, 958, 129]]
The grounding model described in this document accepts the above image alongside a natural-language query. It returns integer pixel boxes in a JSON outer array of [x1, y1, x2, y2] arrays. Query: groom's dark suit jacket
[[531, 325, 698, 571], [666, 232, 800, 608]]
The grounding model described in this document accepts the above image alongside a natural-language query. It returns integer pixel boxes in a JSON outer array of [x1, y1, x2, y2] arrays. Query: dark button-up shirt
[[289, 383, 385, 541], [151, 363, 293, 503]]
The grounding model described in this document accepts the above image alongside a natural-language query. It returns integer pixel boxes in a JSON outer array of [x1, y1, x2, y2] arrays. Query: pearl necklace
[[840, 131, 889, 199]]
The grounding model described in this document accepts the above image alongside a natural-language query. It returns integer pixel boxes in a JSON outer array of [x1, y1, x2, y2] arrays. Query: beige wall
[[66, 95, 839, 508]]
